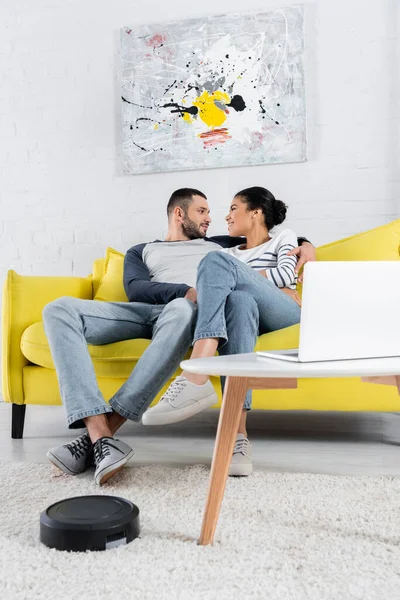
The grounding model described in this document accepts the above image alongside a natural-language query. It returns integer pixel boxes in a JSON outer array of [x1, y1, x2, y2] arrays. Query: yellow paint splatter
[[154, 123, 159, 130], [182, 113, 193, 124], [193, 90, 231, 128]]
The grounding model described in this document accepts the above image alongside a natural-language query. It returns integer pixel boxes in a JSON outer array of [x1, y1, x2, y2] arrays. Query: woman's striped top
[[223, 229, 299, 290]]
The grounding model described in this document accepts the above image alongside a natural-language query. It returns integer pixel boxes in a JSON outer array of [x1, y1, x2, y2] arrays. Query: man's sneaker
[[142, 376, 218, 426], [47, 433, 93, 475], [229, 434, 252, 477], [93, 437, 134, 485]]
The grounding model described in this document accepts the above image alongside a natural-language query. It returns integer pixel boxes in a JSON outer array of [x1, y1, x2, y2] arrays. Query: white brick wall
[[0, 0, 399, 288]]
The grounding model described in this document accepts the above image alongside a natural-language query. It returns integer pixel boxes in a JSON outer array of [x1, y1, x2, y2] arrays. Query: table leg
[[362, 376, 400, 395], [362, 376, 398, 386], [199, 376, 248, 546]]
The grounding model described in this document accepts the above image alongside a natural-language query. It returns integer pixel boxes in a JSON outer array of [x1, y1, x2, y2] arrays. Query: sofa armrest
[[2, 270, 93, 404]]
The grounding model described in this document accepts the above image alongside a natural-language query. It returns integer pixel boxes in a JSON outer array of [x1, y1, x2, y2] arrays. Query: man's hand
[[287, 242, 316, 283], [184, 287, 198, 303]]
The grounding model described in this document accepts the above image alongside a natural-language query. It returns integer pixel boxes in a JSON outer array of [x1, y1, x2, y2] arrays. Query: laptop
[[257, 261, 400, 362]]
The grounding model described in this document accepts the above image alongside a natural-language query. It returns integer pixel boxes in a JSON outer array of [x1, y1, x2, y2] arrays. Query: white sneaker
[[229, 434, 252, 477], [142, 376, 218, 426]]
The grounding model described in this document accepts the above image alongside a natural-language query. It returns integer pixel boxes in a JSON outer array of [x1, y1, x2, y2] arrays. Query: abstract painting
[[121, 6, 306, 174]]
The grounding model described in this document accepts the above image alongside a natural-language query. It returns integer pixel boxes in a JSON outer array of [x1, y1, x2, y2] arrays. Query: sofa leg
[[12, 404, 26, 439]]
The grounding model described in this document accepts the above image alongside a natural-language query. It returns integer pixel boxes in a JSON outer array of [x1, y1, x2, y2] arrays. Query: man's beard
[[181, 216, 206, 240]]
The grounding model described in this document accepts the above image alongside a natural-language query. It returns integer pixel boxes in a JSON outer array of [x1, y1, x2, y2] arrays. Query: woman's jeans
[[194, 251, 301, 409]]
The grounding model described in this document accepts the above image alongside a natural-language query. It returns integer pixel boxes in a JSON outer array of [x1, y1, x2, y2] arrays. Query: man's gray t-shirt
[[142, 239, 222, 289]]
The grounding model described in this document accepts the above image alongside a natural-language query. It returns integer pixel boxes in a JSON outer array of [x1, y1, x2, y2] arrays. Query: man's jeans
[[43, 297, 197, 428], [194, 251, 301, 409]]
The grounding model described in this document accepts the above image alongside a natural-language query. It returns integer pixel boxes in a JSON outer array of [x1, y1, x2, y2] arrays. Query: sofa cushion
[[256, 323, 300, 350], [316, 219, 400, 261], [94, 248, 128, 302], [21, 321, 300, 376], [92, 257, 106, 297], [21, 321, 152, 378]]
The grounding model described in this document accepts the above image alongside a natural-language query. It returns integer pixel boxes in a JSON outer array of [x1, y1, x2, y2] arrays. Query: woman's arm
[[263, 231, 298, 288]]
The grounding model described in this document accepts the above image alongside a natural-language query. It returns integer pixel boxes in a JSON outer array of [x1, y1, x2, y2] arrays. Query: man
[[45, 188, 315, 485]]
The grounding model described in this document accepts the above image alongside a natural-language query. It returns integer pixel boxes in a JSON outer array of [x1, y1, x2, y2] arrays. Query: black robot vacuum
[[40, 495, 140, 552]]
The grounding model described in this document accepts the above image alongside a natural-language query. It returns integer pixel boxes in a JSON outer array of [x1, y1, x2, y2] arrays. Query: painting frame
[[121, 6, 307, 175]]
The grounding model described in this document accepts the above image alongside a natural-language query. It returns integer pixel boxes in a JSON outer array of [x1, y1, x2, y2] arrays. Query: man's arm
[[208, 235, 245, 248], [209, 234, 311, 248], [287, 239, 316, 283], [123, 244, 191, 304], [297, 237, 310, 246]]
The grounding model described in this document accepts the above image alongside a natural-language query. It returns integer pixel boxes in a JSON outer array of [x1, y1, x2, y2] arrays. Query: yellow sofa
[[3, 220, 400, 438]]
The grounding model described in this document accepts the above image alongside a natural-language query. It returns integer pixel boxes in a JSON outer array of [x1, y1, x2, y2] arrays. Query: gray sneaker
[[47, 433, 93, 475], [93, 437, 134, 485], [229, 434, 252, 477]]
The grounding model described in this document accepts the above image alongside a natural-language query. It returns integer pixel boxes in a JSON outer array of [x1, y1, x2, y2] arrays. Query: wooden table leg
[[362, 376, 398, 386], [362, 375, 400, 395], [199, 376, 248, 546]]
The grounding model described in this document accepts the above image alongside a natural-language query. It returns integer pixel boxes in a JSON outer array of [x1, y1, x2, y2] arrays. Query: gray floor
[[2, 402, 400, 476]]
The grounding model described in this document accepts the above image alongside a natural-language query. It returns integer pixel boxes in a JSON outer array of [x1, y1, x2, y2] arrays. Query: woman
[[150, 187, 302, 476]]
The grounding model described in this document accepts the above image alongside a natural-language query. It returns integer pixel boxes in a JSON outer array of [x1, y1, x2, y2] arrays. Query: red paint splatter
[[126, 29, 132, 35], [249, 131, 264, 151], [199, 128, 232, 148], [252, 131, 264, 142], [146, 34, 166, 48]]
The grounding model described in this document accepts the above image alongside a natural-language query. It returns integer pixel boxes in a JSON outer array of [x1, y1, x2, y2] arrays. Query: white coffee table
[[180, 352, 400, 545]]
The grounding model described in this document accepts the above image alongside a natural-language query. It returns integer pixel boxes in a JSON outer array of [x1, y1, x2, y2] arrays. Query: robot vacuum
[[40, 495, 140, 552]]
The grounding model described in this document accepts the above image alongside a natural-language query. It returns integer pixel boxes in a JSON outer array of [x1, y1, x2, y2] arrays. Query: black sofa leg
[[11, 404, 26, 439]]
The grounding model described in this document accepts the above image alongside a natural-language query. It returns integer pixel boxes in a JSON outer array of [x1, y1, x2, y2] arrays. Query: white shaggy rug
[[1, 462, 400, 600]]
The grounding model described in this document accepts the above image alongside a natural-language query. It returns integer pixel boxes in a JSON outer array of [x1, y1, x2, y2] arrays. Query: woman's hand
[[260, 269, 302, 306], [281, 288, 302, 307], [287, 242, 316, 283]]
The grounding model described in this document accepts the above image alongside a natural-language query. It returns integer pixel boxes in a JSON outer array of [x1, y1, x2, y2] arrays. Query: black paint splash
[[182, 83, 201, 99], [132, 117, 163, 130], [162, 102, 199, 118], [132, 141, 147, 152], [227, 95, 246, 112], [164, 79, 177, 95], [122, 96, 152, 110]]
